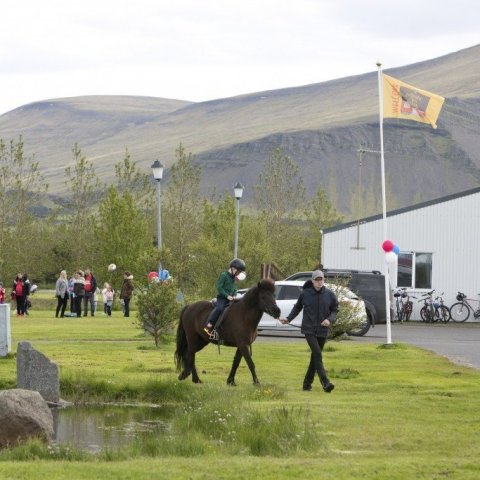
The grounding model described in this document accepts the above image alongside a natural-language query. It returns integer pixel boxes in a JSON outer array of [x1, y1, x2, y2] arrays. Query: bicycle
[[449, 292, 480, 322], [393, 288, 407, 322], [432, 292, 451, 323], [419, 291, 434, 322], [419, 290, 450, 323], [393, 287, 416, 322]]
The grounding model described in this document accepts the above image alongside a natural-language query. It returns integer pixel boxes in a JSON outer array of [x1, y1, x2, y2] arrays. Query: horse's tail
[[175, 305, 189, 372]]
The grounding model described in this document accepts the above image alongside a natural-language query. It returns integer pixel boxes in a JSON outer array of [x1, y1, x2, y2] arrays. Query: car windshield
[[275, 284, 302, 300]]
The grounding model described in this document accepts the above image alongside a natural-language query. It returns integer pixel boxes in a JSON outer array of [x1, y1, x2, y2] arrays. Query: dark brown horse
[[175, 278, 281, 385]]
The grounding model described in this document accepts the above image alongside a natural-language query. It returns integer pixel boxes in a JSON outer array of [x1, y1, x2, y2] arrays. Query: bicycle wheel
[[395, 300, 403, 322], [420, 306, 431, 322], [404, 301, 413, 321], [449, 302, 470, 322], [438, 306, 450, 323]]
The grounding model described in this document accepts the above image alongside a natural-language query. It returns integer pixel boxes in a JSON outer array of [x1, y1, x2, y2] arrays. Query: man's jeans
[[83, 292, 95, 316]]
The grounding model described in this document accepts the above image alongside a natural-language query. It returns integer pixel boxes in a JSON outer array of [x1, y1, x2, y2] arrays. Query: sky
[[1, 0, 478, 115]]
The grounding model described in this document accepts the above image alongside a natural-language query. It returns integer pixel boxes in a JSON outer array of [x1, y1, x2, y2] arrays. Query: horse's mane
[[240, 278, 275, 306]]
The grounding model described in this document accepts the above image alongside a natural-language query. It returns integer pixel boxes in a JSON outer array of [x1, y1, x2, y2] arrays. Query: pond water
[[51, 404, 173, 453]]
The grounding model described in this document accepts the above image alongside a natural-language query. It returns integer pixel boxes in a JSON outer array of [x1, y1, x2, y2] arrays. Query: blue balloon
[[159, 269, 171, 281], [393, 244, 400, 255]]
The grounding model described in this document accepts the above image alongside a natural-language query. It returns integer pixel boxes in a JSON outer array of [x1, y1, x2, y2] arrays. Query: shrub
[[135, 281, 183, 346], [328, 282, 367, 339]]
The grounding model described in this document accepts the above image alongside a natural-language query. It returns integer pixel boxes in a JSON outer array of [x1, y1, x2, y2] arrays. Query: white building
[[322, 186, 480, 321]]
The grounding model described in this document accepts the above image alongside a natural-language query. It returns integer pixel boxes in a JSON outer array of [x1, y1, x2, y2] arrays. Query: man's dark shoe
[[323, 382, 335, 393], [302, 385, 312, 391]]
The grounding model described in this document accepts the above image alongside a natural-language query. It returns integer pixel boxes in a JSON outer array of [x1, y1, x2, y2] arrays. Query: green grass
[[1, 311, 480, 479]]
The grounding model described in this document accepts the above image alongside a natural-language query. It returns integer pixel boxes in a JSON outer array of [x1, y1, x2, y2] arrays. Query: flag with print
[[382, 74, 445, 129]]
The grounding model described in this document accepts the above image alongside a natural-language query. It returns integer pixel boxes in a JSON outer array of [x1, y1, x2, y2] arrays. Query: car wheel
[[347, 312, 372, 337]]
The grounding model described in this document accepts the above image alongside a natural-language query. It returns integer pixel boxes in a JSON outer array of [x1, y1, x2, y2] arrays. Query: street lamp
[[233, 182, 244, 258], [151, 160, 164, 268]]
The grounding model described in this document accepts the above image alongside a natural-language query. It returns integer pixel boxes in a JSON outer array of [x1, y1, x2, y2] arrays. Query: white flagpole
[[377, 61, 392, 344]]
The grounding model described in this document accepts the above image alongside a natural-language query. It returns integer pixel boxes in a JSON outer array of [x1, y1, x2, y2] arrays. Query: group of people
[[55, 269, 134, 318], [10, 272, 32, 316], [54, 269, 97, 318], [205, 260, 337, 394]]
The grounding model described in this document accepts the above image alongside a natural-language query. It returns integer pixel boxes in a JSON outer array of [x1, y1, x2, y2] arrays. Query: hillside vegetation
[[0, 44, 479, 217]]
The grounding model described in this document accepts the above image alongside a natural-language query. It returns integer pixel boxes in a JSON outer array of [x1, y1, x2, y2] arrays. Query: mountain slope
[[0, 44, 479, 215]]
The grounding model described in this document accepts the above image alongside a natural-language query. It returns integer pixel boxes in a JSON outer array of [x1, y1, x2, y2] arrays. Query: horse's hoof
[[227, 380, 237, 387], [193, 379, 202, 384]]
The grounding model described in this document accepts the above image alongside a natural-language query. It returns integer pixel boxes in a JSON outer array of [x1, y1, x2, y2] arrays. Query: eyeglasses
[[313, 277, 324, 281]]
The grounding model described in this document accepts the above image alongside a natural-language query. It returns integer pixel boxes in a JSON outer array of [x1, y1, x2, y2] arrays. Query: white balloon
[[385, 251, 398, 264]]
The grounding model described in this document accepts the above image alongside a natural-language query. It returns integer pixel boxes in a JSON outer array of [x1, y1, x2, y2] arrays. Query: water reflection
[[52, 404, 173, 453]]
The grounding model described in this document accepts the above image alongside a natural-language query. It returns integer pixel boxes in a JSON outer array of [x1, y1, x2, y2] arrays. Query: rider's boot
[[203, 323, 214, 337]]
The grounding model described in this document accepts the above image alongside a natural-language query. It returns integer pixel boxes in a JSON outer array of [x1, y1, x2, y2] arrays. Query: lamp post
[[151, 160, 164, 269], [233, 182, 244, 258]]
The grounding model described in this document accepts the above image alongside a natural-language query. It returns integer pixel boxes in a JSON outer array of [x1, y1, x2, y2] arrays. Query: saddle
[[205, 299, 238, 343]]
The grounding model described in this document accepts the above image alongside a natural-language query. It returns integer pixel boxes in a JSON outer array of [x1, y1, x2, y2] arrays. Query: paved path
[[258, 322, 480, 369], [354, 322, 480, 369]]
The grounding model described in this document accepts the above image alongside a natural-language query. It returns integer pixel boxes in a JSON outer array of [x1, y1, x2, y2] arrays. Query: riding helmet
[[230, 258, 246, 271]]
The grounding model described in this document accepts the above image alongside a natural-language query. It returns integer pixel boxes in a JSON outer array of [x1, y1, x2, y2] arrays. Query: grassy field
[[0, 309, 479, 479]]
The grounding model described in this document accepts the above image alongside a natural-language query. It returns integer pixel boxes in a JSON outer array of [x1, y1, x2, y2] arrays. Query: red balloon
[[148, 271, 159, 283], [382, 240, 394, 252]]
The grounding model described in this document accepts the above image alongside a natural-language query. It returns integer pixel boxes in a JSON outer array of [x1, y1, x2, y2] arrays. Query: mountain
[[1, 44, 479, 217]]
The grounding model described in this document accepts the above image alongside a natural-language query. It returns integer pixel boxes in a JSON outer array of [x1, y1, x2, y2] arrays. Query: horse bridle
[[263, 305, 280, 319]]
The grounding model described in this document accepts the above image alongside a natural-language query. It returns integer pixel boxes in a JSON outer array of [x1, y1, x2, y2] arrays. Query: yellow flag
[[382, 74, 445, 129]]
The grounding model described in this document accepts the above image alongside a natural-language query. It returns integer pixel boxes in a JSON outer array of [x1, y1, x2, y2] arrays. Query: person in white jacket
[[55, 270, 69, 318]]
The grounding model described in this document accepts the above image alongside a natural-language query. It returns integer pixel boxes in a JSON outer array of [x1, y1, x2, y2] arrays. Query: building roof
[[324, 186, 480, 234]]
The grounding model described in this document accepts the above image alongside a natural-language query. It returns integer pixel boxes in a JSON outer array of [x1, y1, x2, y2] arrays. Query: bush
[[135, 281, 183, 346], [327, 283, 367, 339]]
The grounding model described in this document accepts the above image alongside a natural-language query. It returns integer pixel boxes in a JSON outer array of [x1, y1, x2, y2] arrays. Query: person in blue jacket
[[281, 270, 338, 393]]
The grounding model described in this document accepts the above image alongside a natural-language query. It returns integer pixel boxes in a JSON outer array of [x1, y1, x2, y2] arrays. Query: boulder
[[16, 341, 60, 403], [0, 389, 54, 448]]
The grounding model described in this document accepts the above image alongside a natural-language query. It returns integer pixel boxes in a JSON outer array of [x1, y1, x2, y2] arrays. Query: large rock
[[16, 341, 60, 403], [0, 389, 54, 448]]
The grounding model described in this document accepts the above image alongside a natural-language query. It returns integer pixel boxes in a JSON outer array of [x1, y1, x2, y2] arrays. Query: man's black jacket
[[286, 280, 338, 337]]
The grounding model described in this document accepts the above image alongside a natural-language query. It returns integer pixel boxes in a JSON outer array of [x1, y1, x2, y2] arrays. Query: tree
[[253, 148, 306, 273], [64, 143, 104, 266], [163, 144, 203, 288], [304, 186, 343, 269], [114, 148, 154, 208], [189, 195, 237, 298], [235, 214, 271, 283], [254, 148, 306, 225], [94, 186, 156, 292], [39, 222, 78, 283], [135, 281, 182, 347], [0, 136, 48, 279]]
